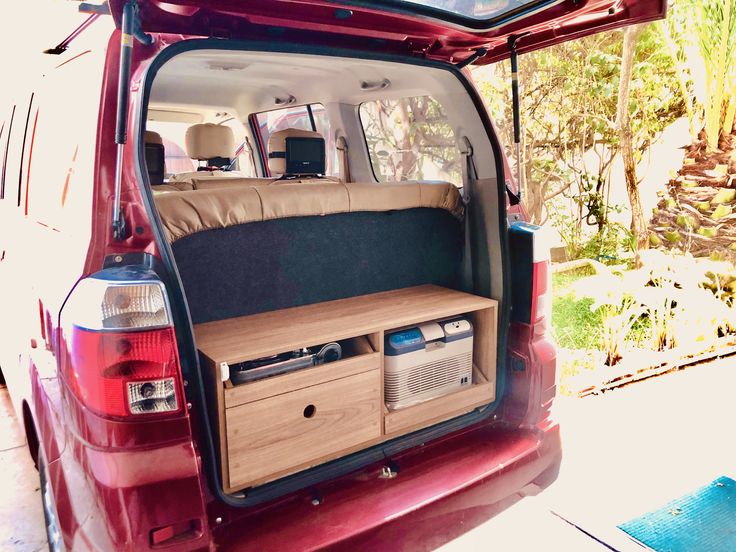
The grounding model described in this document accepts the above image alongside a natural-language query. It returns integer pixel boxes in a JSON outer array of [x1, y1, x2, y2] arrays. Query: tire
[[38, 449, 65, 552]]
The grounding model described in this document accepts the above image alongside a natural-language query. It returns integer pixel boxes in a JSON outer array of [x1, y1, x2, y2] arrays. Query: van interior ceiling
[[143, 48, 505, 495]]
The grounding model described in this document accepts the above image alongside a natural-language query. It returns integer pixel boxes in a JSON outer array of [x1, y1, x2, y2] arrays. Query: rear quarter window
[[255, 103, 338, 177], [359, 96, 461, 184]]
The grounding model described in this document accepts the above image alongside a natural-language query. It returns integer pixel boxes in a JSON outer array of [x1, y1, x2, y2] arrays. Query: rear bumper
[[213, 419, 562, 551]]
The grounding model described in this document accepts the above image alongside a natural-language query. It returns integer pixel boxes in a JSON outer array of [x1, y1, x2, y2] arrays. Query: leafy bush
[[567, 251, 736, 365], [579, 222, 636, 264]]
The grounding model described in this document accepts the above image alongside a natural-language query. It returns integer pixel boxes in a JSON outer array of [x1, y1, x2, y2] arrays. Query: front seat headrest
[[144, 130, 165, 185], [145, 130, 164, 145], [185, 123, 235, 161], [267, 128, 325, 176]]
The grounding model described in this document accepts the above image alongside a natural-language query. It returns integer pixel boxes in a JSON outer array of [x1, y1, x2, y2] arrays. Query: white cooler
[[384, 317, 473, 410]]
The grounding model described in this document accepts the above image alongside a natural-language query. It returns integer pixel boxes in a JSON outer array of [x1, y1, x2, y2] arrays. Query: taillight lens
[[531, 259, 552, 336], [509, 221, 553, 333], [63, 278, 171, 331], [60, 271, 184, 419]]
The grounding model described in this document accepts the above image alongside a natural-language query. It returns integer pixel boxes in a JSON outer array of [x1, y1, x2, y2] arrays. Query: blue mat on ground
[[618, 476, 736, 551]]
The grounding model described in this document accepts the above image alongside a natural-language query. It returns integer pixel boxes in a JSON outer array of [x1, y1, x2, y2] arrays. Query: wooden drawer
[[224, 336, 379, 408], [226, 368, 381, 489]]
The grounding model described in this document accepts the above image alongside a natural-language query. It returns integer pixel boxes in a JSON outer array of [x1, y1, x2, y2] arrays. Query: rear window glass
[[359, 96, 461, 184], [255, 103, 337, 176], [386, 0, 539, 21]]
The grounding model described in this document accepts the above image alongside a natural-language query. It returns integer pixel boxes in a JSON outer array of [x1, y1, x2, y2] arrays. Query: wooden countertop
[[194, 285, 497, 365]]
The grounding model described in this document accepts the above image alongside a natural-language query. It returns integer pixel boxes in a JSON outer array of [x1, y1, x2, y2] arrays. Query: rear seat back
[[156, 181, 465, 324], [156, 181, 463, 242]]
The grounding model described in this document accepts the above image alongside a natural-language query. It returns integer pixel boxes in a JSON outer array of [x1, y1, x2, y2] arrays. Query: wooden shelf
[[195, 284, 496, 366], [196, 285, 498, 493]]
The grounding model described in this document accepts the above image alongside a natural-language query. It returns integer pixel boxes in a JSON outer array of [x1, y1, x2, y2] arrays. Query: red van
[[0, 1, 665, 550]]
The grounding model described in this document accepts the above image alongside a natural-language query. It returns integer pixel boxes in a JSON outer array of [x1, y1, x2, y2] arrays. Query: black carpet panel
[[172, 208, 464, 324]]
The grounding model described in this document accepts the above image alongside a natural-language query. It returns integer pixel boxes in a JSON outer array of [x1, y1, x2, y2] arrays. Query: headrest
[[268, 128, 324, 175], [145, 130, 164, 145], [185, 123, 235, 160], [144, 131, 165, 185]]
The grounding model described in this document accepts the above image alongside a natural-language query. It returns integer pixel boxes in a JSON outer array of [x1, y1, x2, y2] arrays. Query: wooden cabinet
[[196, 285, 498, 493]]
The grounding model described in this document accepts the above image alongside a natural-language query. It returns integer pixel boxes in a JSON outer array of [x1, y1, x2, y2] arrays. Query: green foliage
[[550, 208, 583, 260], [552, 264, 596, 291], [564, 252, 736, 364], [695, 0, 736, 150], [665, 0, 736, 151], [472, 23, 683, 242], [552, 266, 603, 350], [579, 223, 635, 264]]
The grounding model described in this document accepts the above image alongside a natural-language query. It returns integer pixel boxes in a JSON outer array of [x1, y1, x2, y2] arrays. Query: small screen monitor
[[145, 143, 165, 185], [285, 137, 325, 175]]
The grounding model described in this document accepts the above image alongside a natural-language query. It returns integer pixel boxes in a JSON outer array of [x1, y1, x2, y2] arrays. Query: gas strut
[[508, 33, 529, 201], [112, 0, 153, 241]]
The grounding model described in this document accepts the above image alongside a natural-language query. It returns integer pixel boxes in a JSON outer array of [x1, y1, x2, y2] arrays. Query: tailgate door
[[108, 0, 666, 63]]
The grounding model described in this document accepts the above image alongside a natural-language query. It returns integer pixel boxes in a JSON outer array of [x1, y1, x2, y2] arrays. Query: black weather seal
[[456, 47, 487, 69]]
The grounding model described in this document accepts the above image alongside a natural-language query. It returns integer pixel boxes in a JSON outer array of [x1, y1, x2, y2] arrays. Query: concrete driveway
[[0, 389, 45, 551], [441, 355, 736, 551], [3, 356, 735, 551]]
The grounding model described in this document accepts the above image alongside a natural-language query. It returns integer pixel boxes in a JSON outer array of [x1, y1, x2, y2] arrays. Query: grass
[[552, 264, 596, 291], [551, 264, 651, 350], [552, 265, 601, 350], [552, 263, 654, 395]]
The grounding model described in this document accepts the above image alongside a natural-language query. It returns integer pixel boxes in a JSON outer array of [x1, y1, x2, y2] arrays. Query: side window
[[0, 105, 14, 200], [220, 118, 257, 178], [359, 96, 461, 184], [255, 103, 337, 176]]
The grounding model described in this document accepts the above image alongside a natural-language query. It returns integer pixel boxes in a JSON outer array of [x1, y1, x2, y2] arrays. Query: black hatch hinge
[[456, 46, 488, 69]]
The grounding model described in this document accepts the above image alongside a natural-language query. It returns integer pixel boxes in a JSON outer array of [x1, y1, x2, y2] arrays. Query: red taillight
[[531, 259, 552, 336], [65, 327, 181, 418], [60, 272, 184, 419]]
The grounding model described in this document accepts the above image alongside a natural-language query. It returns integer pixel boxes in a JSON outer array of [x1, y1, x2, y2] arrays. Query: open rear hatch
[[108, 0, 666, 63], [107, 0, 666, 510]]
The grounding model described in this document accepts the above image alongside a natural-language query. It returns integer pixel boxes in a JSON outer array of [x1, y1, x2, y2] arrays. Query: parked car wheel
[[39, 449, 64, 552]]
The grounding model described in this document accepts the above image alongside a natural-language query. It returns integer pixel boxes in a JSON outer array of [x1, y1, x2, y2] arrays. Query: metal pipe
[[508, 33, 528, 201], [112, 0, 136, 240]]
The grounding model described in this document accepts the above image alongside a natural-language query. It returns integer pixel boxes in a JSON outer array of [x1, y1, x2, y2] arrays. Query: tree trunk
[[616, 23, 648, 265]]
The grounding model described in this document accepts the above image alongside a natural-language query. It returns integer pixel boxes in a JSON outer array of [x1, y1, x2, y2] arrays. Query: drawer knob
[[303, 404, 316, 418]]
